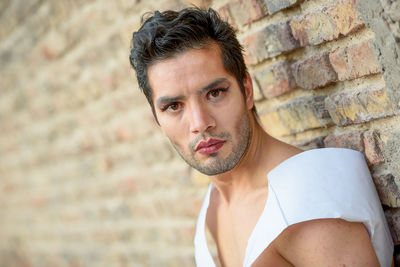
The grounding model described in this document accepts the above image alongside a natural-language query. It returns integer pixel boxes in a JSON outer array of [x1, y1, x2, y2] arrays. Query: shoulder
[[265, 148, 393, 266], [267, 148, 369, 200], [267, 148, 374, 223], [275, 218, 380, 266], [268, 147, 366, 180]]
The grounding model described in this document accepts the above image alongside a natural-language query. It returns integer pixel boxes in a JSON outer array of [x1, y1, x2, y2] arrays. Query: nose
[[189, 102, 216, 134]]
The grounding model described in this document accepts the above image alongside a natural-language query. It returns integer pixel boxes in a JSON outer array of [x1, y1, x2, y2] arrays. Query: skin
[[147, 43, 383, 266]]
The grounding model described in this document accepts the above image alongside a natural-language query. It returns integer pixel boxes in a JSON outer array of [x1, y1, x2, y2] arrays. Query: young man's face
[[147, 43, 254, 175]]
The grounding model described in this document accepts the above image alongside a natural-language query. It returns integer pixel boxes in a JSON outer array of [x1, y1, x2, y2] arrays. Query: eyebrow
[[156, 77, 230, 107], [156, 95, 184, 107], [197, 78, 230, 95]]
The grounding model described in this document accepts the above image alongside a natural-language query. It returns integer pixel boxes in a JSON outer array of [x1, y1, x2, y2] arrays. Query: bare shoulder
[[274, 218, 380, 267]]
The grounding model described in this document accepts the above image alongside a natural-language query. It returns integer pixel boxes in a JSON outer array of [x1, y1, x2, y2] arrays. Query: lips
[[195, 138, 226, 155]]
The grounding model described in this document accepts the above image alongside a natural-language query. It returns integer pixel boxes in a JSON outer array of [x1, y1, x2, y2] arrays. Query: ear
[[243, 72, 254, 110]]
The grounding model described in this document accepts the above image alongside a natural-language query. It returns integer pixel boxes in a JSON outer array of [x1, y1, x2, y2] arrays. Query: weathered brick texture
[[260, 96, 331, 136], [291, 53, 337, 90], [363, 130, 385, 165], [253, 61, 296, 98], [325, 86, 396, 126], [319, 129, 386, 167], [228, 0, 267, 26], [323, 131, 364, 152], [329, 40, 381, 81], [374, 174, 400, 207], [264, 0, 299, 14], [290, 0, 364, 46], [217, 5, 238, 29], [251, 74, 265, 101], [242, 21, 300, 65], [386, 208, 400, 245], [296, 136, 326, 150]]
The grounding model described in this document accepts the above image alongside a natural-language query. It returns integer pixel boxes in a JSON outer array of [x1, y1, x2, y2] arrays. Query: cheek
[[218, 106, 242, 128], [158, 111, 190, 138], [162, 126, 179, 141], [160, 121, 187, 144]]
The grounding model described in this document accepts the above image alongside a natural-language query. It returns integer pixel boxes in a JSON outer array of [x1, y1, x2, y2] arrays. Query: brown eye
[[161, 102, 182, 113], [207, 87, 228, 100], [169, 103, 179, 110], [209, 89, 221, 98]]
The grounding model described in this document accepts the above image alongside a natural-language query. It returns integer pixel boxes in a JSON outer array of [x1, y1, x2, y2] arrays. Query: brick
[[251, 74, 265, 101], [127, 225, 196, 246], [259, 109, 289, 136], [385, 208, 400, 245], [228, 0, 267, 26], [131, 190, 204, 219], [109, 137, 174, 167], [363, 130, 385, 165], [323, 132, 364, 152], [329, 41, 381, 81], [182, 0, 211, 9], [0, 0, 42, 39], [259, 95, 331, 136], [290, 0, 364, 46], [291, 53, 337, 90], [242, 21, 300, 65], [373, 174, 400, 207], [253, 61, 296, 98], [265, 0, 299, 14], [380, 130, 400, 190], [325, 86, 396, 126], [296, 136, 326, 150], [217, 4, 238, 30]]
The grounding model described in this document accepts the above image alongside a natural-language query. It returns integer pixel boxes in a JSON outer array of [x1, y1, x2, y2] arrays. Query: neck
[[209, 114, 278, 204]]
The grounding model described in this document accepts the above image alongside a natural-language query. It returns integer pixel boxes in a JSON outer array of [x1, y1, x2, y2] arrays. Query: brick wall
[[0, 1, 205, 266], [0, 0, 399, 266]]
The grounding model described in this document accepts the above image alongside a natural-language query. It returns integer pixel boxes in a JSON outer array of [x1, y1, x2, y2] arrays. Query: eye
[[207, 87, 228, 100], [209, 89, 221, 98], [161, 102, 182, 113]]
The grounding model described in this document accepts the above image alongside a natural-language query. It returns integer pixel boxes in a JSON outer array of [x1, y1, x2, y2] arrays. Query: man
[[129, 8, 394, 267]]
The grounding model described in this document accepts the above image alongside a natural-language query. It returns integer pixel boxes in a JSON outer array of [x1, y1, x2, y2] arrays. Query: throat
[[206, 185, 269, 266]]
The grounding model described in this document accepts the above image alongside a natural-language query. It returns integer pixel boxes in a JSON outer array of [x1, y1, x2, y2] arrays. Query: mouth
[[195, 138, 226, 155]]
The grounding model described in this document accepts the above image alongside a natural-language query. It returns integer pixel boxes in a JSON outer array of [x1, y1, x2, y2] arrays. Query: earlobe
[[244, 72, 254, 110]]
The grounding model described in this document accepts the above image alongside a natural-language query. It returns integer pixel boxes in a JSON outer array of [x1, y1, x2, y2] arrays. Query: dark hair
[[129, 7, 248, 122]]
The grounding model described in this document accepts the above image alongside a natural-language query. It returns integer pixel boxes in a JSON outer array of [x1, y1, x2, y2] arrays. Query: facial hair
[[171, 111, 252, 176]]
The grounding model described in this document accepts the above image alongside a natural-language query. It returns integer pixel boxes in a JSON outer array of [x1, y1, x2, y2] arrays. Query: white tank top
[[194, 148, 394, 267]]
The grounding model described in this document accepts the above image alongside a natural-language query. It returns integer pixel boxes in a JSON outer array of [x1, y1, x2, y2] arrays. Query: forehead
[[147, 44, 234, 100]]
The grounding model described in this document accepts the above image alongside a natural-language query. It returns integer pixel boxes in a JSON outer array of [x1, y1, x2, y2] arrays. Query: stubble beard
[[172, 112, 252, 176]]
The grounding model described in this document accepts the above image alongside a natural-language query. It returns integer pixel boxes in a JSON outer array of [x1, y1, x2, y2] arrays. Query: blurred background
[[1, 0, 399, 266]]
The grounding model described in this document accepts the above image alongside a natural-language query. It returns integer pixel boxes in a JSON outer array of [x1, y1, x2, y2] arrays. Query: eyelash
[[207, 87, 229, 98], [160, 102, 180, 112], [160, 87, 229, 112]]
